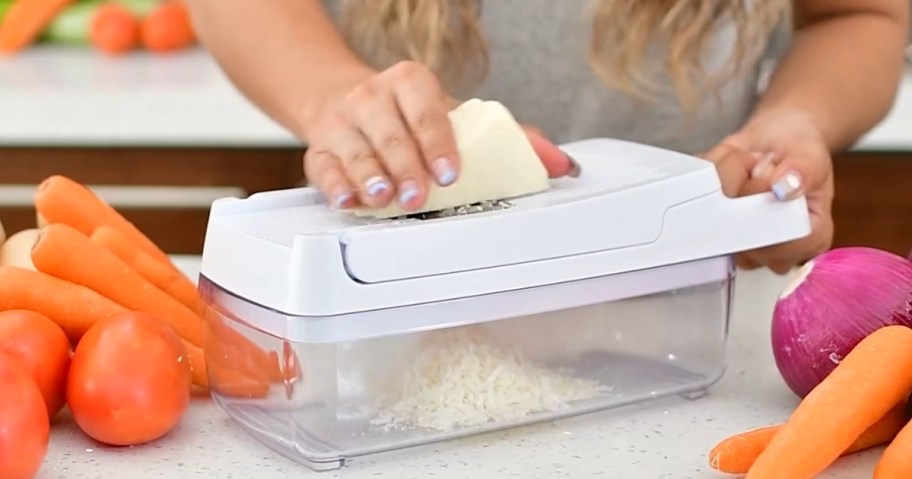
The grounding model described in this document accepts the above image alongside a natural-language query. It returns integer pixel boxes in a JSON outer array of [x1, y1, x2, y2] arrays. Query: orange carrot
[[31, 223, 204, 347], [89, 3, 139, 55], [90, 226, 199, 312], [0, 265, 126, 342], [34, 175, 172, 265], [181, 338, 209, 390], [0, 266, 208, 388], [710, 402, 909, 474], [747, 325, 912, 479], [203, 303, 284, 383], [208, 358, 270, 399], [141, 0, 194, 53], [874, 416, 912, 478], [87, 229, 285, 387], [0, 0, 74, 53], [193, 318, 272, 398]]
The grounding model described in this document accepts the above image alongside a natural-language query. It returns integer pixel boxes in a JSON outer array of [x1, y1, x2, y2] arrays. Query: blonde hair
[[338, 0, 792, 111]]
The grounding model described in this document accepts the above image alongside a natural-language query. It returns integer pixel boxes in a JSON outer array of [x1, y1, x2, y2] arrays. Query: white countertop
[[0, 46, 909, 151], [38, 257, 885, 478]]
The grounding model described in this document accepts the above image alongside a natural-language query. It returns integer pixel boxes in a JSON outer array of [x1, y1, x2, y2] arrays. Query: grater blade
[[392, 199, 514, 221]]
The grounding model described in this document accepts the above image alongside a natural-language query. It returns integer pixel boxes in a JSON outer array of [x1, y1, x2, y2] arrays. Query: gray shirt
[[323, 0, 785, 155]]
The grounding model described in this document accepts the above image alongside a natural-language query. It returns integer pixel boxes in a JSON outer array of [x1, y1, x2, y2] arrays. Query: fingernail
[[364, 176, 390, 196], [432, 157, 457, 186], [771, 170, 803, 201], [750, 152, 776, 179], [566, 153, 582, 178], [332, 191, 353, 208], [398, 179, 420, 205]]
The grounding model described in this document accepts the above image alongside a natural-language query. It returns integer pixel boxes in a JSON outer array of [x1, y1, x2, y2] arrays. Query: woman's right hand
[[301, 60, 574, 212]]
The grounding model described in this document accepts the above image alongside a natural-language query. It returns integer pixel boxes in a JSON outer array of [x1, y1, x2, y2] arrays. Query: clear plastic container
[[199, 255, 735, 471]]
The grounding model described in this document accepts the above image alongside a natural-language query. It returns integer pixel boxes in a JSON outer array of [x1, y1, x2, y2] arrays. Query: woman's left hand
[[702, 109, 835, 274]]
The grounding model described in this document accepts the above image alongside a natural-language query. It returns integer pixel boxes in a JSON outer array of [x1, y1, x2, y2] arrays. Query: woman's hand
[[301, 60, 574, 211], [702, 109, 835, 274]]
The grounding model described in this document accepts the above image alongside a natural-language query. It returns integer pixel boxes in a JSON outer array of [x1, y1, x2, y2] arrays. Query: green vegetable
[[0, 0, 13, 25], [43, 0, 103, 45], [115, 0, 158, 16], [41, 0, 158, 45]]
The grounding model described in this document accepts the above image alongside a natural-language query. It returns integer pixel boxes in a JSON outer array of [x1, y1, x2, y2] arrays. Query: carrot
[[746, 325, 912, 478], [181, 338, 208, 390], [0, 0, 74, 53], [874, 416, 912, 478], [0, 265, 126, 342], [140, 0, 194, 53], [89, 2, 139, 55], [77, 234, 284, 386], [208, 358, 270, 399], [709, 402, 909, 474], [90, 226, 199, 312], [34, 175, 172, 265], [31, 223, 204, 347], [0, 265, 209, 388], [203, 303, 284, 384], [188, 323, 271, 398]]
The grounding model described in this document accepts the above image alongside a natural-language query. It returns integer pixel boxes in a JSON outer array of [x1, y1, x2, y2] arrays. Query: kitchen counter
[[0, 47, 910, 151], [38, 257, 886, 478]]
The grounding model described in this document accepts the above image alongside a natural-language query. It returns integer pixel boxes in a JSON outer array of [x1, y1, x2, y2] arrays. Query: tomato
[[0, 352, 49, 479], [67, 311, 192, 446], [89, 4, 140, 55], [0, 310, 71, 418]]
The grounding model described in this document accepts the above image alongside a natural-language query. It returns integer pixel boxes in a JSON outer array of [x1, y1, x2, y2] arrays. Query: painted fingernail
[[771, 170, 803, 201], [565, 152, 582, 178], [398, 179, 420, 205], [332, 191, 353, 208], [750, 152, 776, 179], [364, 176, 390, 196], [432, 157, 457, 186]]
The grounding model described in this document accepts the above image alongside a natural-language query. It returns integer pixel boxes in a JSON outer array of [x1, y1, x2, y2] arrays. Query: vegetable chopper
[[198, 137, 811, 471]]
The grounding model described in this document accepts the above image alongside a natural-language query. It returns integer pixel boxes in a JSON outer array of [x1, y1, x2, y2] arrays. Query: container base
[[214, 351, 726, 472]]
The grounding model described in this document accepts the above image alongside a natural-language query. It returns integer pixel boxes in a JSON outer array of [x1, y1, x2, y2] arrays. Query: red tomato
[[0, 310, 72, 418], [0, 352, 49, 479], [67, 312, 192, 446], [141, 1, 195, 52], [89, 4, 140, 55]]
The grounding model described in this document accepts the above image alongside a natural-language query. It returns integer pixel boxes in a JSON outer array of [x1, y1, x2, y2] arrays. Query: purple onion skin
[[771, 247, 912, 398]]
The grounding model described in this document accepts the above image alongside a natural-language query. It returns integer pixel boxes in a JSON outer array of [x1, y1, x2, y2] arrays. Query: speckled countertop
[[38, 258, 881, 478]]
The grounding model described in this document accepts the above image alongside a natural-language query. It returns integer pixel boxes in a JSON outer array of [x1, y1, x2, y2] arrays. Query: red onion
[[771, 247, 912, 398]]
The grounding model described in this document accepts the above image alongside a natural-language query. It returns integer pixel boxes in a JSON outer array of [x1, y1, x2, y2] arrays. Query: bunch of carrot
[[0, 174, 288, 400], [707, 324, 912, 478]]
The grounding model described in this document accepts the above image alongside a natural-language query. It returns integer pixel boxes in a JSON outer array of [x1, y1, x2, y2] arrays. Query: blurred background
[[0, 0, 910, 256]]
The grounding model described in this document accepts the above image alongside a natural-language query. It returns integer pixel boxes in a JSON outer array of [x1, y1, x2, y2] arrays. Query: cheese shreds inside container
[[371, 328, 610, 432]]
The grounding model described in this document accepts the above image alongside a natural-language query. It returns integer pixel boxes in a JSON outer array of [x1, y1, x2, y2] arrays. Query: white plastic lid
[[199, 138, 810, 316]]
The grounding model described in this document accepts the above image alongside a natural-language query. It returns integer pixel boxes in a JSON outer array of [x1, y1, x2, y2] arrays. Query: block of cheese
[[348, 98, 550, 219]]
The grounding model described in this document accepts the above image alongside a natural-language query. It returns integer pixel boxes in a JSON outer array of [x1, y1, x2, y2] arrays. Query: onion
[[771, 247, 912, 398]]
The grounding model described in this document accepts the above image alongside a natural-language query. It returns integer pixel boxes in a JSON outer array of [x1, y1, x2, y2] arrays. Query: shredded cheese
[[371, 329, 609, 432]]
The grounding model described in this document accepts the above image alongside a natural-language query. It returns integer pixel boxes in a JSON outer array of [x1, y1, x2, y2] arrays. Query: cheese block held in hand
[[0, 228, 40, 271], [349, 98, 550, 219]]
